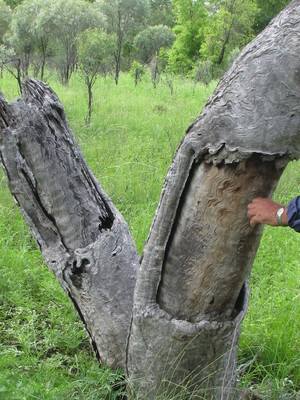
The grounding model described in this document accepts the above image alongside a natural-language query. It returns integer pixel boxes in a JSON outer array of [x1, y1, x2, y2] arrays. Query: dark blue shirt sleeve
[[287, 196, 300, 232]]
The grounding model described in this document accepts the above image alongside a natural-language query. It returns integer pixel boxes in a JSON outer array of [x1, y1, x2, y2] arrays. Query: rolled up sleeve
[[287, 196, 300, 232]]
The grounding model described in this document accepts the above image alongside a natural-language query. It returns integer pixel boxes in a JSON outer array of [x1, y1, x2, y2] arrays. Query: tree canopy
[[0, 0, 11, 44], [99, 0, 150, 84], [200, 0, 258, 66], [76, 28, 115, 124], [134, 24, 175, 63], [168, 0, 207, 74], [0, 0, 293, 87]]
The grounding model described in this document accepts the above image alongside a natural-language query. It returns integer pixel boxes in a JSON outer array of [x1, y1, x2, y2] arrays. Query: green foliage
[[134, 25, 175, 88], [8, 0, 39, 68], [254, 0, 292, 34], [200, 0, 258, 66], [51, 0, 100, 84], [77, 28, 115, 80], [3, 0, 22, 8], [191, 60, 213, 86], [100, 0, 150, 33], [6, 0, 104, 83], [0, 0, 293, 88], [129, 61, 145, 86], [76, 28, 116, 123], [99, 0, 150, 83], [134, 25, 175, 63], [148, 0, 175, 27], [30, 0, 57, 50], [0, 44, 15, 68], [14, 0, 56, 80], [168, 0, 207, 74], [0, 0, 11, 44], [2, 0, 36, 87]]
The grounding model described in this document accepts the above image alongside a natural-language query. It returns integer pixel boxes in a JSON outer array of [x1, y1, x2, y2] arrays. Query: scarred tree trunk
[[0, 1, 300, 399]]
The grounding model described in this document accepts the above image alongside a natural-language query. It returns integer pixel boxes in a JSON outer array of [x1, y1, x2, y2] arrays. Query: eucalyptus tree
[[0, 2, 299, 399], [200, 0, 258, 66], [0, 0, 12, 44], [148, 0, 175, 27], [254, 0, 292, 34], [51, 0, 100, 85], [0, 45, 17, 84], [168, 0, 207, 74], [76, 28, 115, 125], [29, 0, 57, 81], [8, 0, 39, 79], [134, 25, 175, 87], [0, 0, 12, 78], [1, 0, 40, 91], [99, 0, 150, 85]]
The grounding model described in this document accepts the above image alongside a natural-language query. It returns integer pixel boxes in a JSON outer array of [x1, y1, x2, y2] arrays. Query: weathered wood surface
[[0, 1, 300, 399], [0, 80, 140, 369], [129, 1, 300, 398]]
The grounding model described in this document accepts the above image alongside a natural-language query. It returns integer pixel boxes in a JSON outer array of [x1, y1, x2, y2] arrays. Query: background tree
[[8, 0, 39, 79], [134, 24, 175, 87], [0, 0, 12, 78], [3, 0, 23, 8], [129, 60, 145, 86], [1, 0, 291, 88], [192, 59, 213, 87], [0, 2, 299, 398], [50, 0, 98, 85], [254, 0, 291, 34], [0, 0, 12, 45], [99, 0, 150, 85], [76, 28, 116, 125], [30, 0, 57, 81], [148, 0, 175, 27], [168, 0, 207, 74], [0, 45, 16, 81], [200, 0, 258, 67]]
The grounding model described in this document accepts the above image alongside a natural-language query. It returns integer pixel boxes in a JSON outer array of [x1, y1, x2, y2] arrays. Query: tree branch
[[0, 78, 140, 369]]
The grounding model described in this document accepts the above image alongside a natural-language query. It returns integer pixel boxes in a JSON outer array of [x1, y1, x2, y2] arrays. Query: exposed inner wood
[[157, 155, 285, 322]]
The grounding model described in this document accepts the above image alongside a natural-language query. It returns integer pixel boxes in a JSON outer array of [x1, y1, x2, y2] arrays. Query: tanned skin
[[247, 198, 288, 228]]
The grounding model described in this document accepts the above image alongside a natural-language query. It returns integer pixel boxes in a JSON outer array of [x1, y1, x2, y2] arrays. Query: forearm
[[247, 198, 288, 228], [248, 196, 300, 232]]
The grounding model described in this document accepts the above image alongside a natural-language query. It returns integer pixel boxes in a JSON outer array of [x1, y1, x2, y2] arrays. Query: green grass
[[0, 71, 299, 399]]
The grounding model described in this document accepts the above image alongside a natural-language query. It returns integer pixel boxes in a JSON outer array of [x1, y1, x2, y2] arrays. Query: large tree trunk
[[1, 1, 300, 399], [128, 3, 300, 397], [0, 80, 139, 369]]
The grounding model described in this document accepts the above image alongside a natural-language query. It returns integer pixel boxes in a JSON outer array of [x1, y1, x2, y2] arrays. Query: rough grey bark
[[0, 1, 300, 399], [0, 80, 139, 369], [128, 1, 300, 398]]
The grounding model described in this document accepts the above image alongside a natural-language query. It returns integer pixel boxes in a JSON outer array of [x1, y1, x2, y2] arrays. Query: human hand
[[247, 198, 288, 228]]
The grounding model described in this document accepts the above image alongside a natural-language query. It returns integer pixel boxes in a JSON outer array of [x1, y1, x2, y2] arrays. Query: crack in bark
[[0, 92, 12, 129], [64, 283, 102, 364], [19, 162, 70, 252]]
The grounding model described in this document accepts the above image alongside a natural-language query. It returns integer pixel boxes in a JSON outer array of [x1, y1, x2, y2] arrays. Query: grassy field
[[0, 71, 299, 399]]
